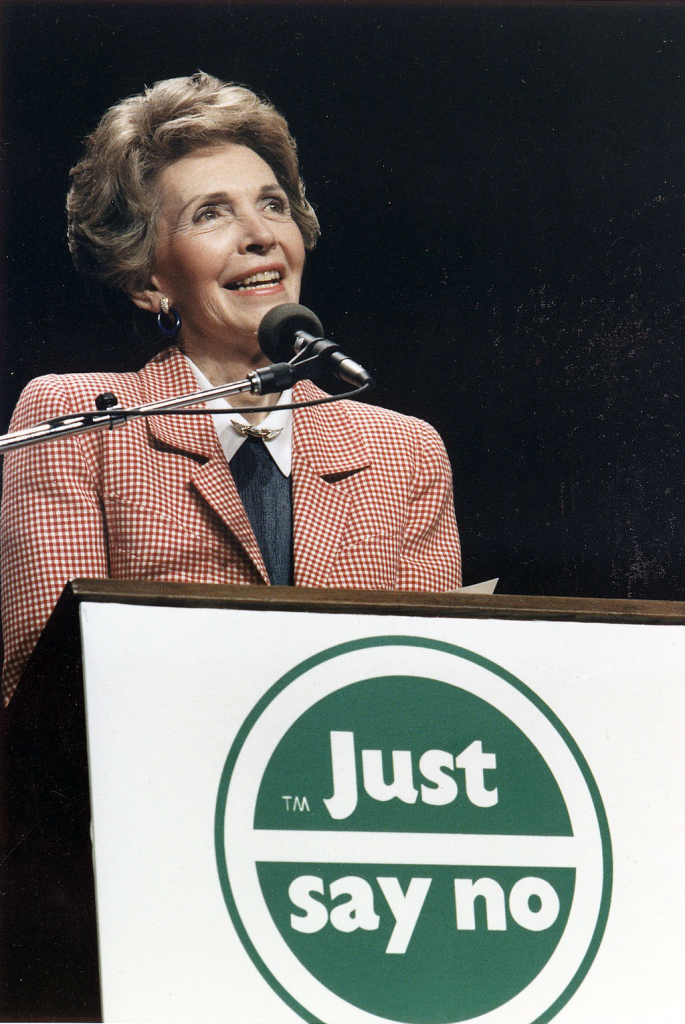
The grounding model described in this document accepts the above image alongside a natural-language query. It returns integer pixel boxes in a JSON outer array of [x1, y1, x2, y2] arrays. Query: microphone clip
[[248, 360, 296, 395]]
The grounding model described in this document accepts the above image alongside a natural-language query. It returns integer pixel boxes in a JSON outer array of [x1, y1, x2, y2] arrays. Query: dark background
[[1, 0, 683, 600]]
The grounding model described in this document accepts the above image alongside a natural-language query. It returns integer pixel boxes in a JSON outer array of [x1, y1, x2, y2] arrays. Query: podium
[[2, 581, 684, 1023]]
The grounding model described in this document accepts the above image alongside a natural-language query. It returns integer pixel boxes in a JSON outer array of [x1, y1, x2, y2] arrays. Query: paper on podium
[[448, 578, 498, 594]]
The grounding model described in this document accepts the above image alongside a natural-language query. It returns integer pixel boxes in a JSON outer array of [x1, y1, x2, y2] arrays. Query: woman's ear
[[128, 283, 162, 313]]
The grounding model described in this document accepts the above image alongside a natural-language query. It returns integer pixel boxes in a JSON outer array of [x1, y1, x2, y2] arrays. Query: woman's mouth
[[226, 270, 283, 292]]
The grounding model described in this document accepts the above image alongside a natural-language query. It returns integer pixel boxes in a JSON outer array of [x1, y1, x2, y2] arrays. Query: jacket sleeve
[[1, 376, 109, 704], [396, 418, 462, 592]]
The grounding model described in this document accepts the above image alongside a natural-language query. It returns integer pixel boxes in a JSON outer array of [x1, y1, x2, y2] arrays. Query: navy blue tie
[[229, 437, 293, 586]]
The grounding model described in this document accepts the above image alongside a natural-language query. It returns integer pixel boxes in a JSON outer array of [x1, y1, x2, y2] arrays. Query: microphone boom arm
[[0, 368, 277, 456], [0, 350, 373, 457]]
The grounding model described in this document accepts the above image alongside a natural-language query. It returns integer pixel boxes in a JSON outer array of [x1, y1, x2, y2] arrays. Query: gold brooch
[[229, 421, 283, 442]]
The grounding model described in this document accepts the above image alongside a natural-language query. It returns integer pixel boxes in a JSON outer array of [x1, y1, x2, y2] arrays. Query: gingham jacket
[[1, 346, 461, 703]]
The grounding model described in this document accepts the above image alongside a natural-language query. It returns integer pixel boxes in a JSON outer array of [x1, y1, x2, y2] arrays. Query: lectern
[[2, 581, 684, 1023]]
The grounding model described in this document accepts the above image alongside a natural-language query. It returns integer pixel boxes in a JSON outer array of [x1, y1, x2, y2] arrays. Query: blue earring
[[157, 297, 181, 339]]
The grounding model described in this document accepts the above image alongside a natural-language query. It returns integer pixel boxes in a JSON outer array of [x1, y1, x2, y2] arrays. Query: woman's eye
[[264, 196, 287, 214], [193, 205, 224, 224]]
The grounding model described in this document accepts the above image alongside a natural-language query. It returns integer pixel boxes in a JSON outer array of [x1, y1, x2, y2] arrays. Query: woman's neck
[[181, 340, 281, 423]]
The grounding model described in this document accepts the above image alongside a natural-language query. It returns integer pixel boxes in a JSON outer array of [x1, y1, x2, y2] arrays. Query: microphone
[[258, 303, 374, 388]]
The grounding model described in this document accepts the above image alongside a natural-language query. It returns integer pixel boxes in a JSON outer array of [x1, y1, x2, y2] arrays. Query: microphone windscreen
[[258, 303, 325, 363]]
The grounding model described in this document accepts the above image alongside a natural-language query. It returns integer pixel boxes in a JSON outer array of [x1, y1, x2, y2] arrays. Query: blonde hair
[[67, 72, 320, 294]]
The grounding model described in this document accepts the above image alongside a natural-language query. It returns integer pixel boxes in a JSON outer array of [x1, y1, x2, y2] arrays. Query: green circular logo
[[216, 637, 612, 1023]]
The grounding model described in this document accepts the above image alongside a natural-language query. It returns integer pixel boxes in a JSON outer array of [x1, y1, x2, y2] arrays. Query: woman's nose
[[238, 208, 277, 254]]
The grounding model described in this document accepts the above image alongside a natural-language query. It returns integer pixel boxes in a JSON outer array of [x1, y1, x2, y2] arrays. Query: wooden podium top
[[62, 577, 685, 625]]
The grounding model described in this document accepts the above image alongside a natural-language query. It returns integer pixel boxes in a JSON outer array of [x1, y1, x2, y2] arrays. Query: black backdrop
[[1, 1, 683, 600]]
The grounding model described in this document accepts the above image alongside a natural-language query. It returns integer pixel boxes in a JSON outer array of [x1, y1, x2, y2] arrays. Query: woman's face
[[146, 143, 305, 360]]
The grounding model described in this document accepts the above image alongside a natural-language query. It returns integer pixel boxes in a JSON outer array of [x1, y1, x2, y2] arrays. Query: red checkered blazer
[[1, 346, 461, 703]]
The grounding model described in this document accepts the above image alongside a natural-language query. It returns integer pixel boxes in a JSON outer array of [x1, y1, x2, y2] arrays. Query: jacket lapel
[[136, 353, 371, 586], [137, 347, 269, 582], [292, 380, 372, 586]]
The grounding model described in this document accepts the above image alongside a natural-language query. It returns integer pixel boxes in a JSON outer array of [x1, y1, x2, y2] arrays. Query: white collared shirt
[[182, 354, 293, 476]]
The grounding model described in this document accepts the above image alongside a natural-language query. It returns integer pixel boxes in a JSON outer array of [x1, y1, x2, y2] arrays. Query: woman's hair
[[67, 72, 320, 294]]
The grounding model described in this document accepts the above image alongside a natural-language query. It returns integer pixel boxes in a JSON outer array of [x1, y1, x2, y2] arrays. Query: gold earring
[[157, 297, 182, 339]]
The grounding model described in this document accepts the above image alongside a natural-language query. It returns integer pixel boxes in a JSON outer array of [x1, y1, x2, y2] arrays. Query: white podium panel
[[79, 602, 685, 1024]]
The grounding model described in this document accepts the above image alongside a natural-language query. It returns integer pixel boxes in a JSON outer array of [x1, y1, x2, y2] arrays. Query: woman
[[0, 73, 461, 704]]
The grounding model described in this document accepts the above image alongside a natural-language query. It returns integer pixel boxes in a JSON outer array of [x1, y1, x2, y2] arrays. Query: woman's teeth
[[228, 270, 282, 291]]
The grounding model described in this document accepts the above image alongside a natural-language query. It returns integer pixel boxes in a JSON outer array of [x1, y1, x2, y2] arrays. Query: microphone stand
[[0, 360, 296, 457], [0, 337, 374, 457]]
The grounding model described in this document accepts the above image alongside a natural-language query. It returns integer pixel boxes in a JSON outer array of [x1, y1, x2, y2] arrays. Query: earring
[[157, 296, 181, 339]]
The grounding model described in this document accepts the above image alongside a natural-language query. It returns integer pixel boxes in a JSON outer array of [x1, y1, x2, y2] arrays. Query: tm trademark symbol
[[282, 795, 310, 812]]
